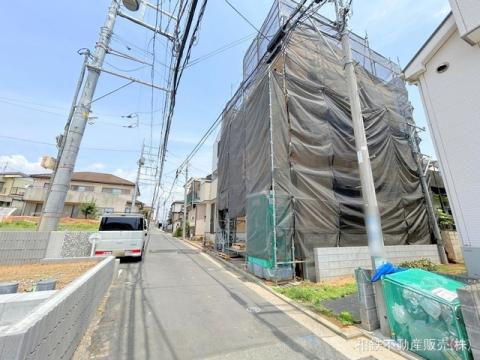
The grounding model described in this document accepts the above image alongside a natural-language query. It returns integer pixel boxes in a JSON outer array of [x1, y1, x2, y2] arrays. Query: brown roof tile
[[31, 172, 134, 186]]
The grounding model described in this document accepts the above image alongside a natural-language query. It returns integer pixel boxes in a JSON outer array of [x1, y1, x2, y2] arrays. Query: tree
[[80, 200, 98, 219]]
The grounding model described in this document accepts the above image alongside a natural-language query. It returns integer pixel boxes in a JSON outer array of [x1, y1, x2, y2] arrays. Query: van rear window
[[99, 217, 144, 231]]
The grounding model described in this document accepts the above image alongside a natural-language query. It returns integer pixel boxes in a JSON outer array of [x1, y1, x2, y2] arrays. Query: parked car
[[89, 213, 147, 261]]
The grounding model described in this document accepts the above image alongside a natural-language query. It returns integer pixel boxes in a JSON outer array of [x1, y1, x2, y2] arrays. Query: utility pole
[[131, 142, 145, 213], [182, 162, 189, 240], [38, 0, 173, 231], [337, 4, 386, 269], [38, 0, 120, 231], [409, 126, 448, 264], [336, 0, 390, 336]]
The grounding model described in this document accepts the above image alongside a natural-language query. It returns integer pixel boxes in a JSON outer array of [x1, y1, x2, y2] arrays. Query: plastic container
[[383, 269, 472, 360]]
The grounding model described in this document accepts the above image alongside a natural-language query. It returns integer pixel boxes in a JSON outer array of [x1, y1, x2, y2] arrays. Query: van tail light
[[95, 250, 112, 256]]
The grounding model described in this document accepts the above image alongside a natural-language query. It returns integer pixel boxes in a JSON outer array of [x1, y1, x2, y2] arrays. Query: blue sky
[[0, 0, 450, 206]]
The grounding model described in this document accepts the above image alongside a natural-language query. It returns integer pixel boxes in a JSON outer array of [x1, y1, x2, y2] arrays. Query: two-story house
[[184, 175, 217, 240], [0, 172, 34, 214], [22, 171, 141, 217]]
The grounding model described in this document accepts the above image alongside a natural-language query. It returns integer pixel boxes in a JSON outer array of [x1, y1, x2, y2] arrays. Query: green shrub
[[338, 311, 355, 326], [399, 258, 438, 272], [174, 227, 182, 237]]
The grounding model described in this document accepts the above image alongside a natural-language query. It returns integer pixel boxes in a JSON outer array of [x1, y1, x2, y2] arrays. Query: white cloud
[[0, 155, 47, 174], [87, 162, 106, 171], [113, 168, 136, 181]]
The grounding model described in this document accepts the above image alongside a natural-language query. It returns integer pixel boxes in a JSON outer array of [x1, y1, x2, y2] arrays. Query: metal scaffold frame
[[215, 0, 443, 281]]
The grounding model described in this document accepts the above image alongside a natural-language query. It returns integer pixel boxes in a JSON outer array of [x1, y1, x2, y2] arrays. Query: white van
[[90, 213, 147, 260]]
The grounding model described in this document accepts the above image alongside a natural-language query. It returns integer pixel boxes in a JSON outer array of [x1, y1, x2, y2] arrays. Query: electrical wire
[[173, 0, 326, 174], [0, 135, 139, 153], [183, 33, 255, 69], [153, 0, 207, 215], [224, 0, 268, 41]]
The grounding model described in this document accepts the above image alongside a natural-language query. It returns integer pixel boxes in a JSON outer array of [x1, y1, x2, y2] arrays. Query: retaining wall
[[0, 231, 95, 264], [314, 245, 441, 281], [0, 232, 50, 265], [0, 256, 115, 360]]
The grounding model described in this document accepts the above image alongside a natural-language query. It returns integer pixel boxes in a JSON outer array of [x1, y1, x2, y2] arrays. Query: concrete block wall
[[0, 256, 115, 360], [314, 245, 441, 281], [0, 232, 50, 265]]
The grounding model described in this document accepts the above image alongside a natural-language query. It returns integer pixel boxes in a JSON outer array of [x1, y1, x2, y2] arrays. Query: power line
[[224, 0, 268, 41], [184, 33, 255, 69], [0, 135, 139, 153], [153, 0, 207, 216], [174, 0, 325, 173]]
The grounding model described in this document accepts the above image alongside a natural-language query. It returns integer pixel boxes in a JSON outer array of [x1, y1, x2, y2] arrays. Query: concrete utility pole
[[336, 0, 389, 336], [409, 126, 448, 264], [182, 162, 189, 240], [337, 9, 386, 270], [131, 142, 146, 213], [38, 0, 120, 231]]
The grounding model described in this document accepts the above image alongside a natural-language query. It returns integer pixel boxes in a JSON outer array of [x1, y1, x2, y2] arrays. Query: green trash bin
[[382, 269, 472, 360]]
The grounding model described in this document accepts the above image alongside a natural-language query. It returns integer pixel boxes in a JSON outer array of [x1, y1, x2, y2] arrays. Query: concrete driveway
[[76, 232, 356, 359]]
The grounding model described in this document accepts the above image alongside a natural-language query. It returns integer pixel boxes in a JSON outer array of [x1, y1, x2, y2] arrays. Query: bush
[[174, 227, 182, 237], [338, 311, 355, 326], [399, 258, 438, 272], [79, 200, 98, 219]]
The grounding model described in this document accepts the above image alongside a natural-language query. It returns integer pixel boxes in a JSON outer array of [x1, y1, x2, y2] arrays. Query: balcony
[[23, 187, 130, 206]]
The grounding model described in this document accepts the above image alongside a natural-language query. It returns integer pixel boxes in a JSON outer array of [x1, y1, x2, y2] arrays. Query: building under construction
[[216, 0, 437, 280]]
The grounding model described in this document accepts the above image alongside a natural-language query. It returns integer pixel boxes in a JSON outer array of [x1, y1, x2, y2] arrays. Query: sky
[[0, 0, 450, 211]]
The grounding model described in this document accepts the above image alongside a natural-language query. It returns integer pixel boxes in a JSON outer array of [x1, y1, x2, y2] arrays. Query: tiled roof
[[30, 172, 134, 186]]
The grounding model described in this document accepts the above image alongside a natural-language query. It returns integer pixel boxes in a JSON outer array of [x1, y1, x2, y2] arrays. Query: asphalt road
[[84, 231, 347, 360]]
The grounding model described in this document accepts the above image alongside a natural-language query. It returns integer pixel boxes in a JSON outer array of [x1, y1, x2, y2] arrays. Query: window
[[70, 185, 94, 192], [125, 207, 131, 213], [43, 183, 50, 189], [99, 216, 144, 231], [102, 187, 130, 195], [102, 208, 114, 214]]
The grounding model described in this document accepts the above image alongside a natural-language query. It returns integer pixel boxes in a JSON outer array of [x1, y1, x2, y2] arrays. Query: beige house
[[167, 201, 184, 233], [0, 172, 34, 215], [22, 172, 141, 217], [184, 175, 216, 240]]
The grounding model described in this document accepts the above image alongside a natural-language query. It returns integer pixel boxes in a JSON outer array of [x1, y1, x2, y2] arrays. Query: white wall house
[[404, 3, 480, 277]]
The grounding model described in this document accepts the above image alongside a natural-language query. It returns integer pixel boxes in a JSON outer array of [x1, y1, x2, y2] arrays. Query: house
[[404, 1, 480, 278], [0, 172, 34, 215], [185, 175, 216, 240], [22, 172, 142, 217], [168, 201, 184, 233]]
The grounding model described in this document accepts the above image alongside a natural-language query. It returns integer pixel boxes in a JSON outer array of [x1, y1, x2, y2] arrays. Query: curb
[[183, 239, 362, 340]]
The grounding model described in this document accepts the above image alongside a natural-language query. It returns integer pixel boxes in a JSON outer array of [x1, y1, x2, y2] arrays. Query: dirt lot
[[0, 261, 97, 292]]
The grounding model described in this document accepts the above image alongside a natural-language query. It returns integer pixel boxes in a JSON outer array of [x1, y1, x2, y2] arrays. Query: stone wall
[[61, 232, 94, 258], [314, 245, 441, 281]]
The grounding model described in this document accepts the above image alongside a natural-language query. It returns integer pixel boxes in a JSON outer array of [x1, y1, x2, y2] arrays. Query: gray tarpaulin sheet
[[217, 19, 432, 271]]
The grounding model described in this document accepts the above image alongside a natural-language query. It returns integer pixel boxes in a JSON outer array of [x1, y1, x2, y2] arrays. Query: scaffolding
[[216, 0, 433, 281]]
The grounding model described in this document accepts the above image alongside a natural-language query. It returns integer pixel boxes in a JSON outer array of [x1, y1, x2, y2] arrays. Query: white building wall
[[414, 28, 480, 276]]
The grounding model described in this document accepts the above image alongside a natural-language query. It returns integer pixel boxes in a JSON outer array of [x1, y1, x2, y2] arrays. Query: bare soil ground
[[0, 261, 97, 292]]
